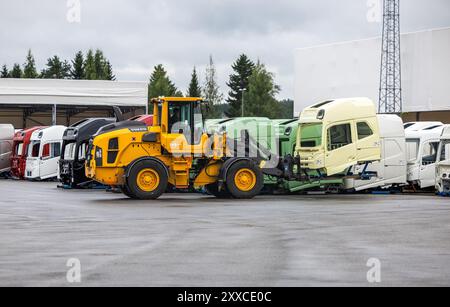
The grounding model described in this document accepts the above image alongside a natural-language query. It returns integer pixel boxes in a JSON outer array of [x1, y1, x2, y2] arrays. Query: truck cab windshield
[[63, 142, 76, 160], [299, 123, 323, 148]]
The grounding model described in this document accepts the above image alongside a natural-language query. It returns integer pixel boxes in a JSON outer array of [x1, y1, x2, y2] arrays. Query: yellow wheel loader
[[85, 97, 265, 200]]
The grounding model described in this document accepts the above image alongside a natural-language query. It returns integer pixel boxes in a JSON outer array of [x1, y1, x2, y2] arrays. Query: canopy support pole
[[52, 104, 57, 126]]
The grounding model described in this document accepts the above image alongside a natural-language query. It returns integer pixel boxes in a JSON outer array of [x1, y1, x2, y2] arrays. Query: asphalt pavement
[[0, 180, 449, 287]]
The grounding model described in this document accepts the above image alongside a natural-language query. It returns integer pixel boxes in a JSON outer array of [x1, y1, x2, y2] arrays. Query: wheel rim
[[136, 168, 160, 192], [234, 168, 257, 192]]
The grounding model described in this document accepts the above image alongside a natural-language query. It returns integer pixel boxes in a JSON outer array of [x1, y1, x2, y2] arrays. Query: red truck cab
[[129, 115, 153, 126], [11, 126, 46, 179]]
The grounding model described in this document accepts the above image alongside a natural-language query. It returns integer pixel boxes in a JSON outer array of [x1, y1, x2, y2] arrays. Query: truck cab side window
[[42, 143, 50, 158], [422, 142, 439, 165], [327, 123, 352, 151], [357, 122, 373, 140], [52, 143, 61, 158]]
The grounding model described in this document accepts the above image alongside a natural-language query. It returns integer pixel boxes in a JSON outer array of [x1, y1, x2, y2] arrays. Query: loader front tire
[[125, 160, 168, 200], [225, 160, 264, 199]]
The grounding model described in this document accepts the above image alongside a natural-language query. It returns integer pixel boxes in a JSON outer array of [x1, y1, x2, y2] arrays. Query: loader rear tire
[[125, 160, 168, 200], [225, 160, 264, 199]]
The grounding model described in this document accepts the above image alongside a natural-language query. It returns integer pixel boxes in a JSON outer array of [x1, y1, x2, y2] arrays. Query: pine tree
[[10, 63, 23, 78], [71, 51, 85, 79], [278, 99, 294, 119], [94, 49, 107, 79], [187, 67, 202, 97], [84, 49, 97, 80], [148, 64, 182, 98], [202, 55, 223, 119], [23, 50, 38, 78], [243, 61, 281, 119], [40, 56, 71, 79], [225, 54, 255, 117], [0, 65, 8, 78], [104, 61, 116, 81]]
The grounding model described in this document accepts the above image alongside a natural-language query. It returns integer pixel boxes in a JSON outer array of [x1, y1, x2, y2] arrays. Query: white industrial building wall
[[294, 28, 450, 115]]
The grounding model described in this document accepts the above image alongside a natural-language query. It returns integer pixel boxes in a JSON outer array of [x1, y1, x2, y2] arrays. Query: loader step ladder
[[172, 159, 190, 188]]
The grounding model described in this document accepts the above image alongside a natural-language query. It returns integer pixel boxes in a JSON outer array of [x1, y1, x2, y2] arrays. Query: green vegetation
[[1, 50, 295, 119]]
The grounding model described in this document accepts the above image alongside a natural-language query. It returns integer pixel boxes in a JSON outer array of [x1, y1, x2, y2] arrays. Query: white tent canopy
[[0, 79, 148, 107]]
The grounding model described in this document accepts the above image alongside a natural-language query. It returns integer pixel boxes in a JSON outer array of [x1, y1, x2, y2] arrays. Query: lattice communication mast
[[378, 0, 402, 114]]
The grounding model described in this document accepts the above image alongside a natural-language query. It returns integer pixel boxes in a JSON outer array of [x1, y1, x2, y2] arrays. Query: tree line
[[1, 51, 293, 119], [0, 49, 115, 80], [148, 54, 293, 119]]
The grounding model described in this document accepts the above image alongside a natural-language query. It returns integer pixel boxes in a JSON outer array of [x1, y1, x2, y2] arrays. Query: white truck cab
[[345, 114, 407, 191], [436, 125, 450, 195], [404, 121, 443, 131], [405, 125, 445, 189], [0, 124, 15, 174], [25, 125, 67, 180]]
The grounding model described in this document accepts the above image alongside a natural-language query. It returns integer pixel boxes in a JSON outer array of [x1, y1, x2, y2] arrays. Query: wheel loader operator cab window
[[169, 101, 204, 145]]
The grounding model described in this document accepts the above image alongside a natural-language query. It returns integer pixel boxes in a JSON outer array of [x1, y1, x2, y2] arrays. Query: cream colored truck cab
[[296, 98, 381, 177], [344, 115, 407, 191], [436, 125, 450, 195]]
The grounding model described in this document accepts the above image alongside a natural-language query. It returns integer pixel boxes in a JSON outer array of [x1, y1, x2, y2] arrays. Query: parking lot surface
[[0, 180, 449, 287]]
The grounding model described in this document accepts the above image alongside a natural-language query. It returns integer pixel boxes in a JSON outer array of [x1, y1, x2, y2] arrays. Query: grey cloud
[[0, 0, 449, 100]]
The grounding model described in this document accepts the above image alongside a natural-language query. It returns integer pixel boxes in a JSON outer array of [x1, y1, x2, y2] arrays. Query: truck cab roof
[[377, 114, 405, 138], [405, 126, 445, 140], [0, 124, 15, 140], [13, 126, 46, 141], [299, 97, 377, 124], [404, 121, 444, 131], [30, 125, 67, 141], [441, 125, 450, 140], [63, 118, 116, 142]]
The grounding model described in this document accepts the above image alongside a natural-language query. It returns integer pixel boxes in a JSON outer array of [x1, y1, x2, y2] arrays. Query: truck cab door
[[419, 140, 440, 188], [383, 137, 407, 182], [40, 142, 61, 179], [324, 122, 357, 175], [355, 120, 381, 163]]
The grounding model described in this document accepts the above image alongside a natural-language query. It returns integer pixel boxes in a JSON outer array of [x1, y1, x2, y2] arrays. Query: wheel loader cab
[[153, 98, 205, 145], [296, 98, 381, 176]]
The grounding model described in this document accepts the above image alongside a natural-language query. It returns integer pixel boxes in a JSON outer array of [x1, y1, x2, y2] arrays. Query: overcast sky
[[0, 0, 449, 99]]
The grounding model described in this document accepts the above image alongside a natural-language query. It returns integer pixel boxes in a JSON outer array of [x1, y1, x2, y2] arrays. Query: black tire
[[225, 160, 264, 199], [121, 184, 135, 199], [205, 182, 232, 199], [125, 160, 168, 200]]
